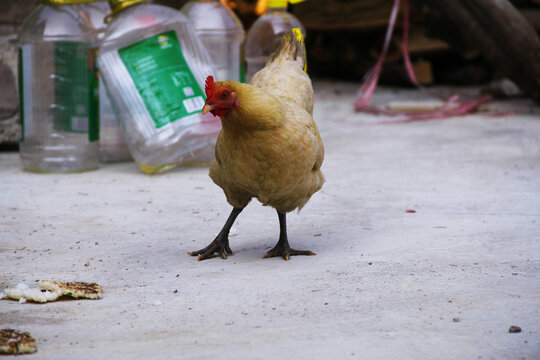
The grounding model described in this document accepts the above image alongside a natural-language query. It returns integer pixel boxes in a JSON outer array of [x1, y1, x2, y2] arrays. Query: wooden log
[[428, 0, 540, 101]]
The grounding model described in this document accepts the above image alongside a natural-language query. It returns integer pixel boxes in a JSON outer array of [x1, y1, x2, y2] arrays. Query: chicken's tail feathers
[[268, 30, 307, 71]]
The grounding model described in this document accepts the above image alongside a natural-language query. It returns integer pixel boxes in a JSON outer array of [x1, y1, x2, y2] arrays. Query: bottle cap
[[41, 0, 97, 4], [261, 0, 306, 12], [106, 0, 146, 21], [267, 0, 287, 8]]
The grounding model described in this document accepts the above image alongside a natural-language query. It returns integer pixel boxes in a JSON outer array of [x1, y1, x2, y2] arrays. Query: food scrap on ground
[[0, 329, 37, 355], [3, 281, 103, 303], [39, 280, 103, 300]]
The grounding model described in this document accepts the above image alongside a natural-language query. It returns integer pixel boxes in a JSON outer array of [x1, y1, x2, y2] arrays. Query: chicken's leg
[[263, 211, 316, 261], [189, 207, 243, 260]]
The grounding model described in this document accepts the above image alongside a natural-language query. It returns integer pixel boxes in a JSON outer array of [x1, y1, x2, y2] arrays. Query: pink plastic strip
[[354, 0, 401, 109], [353, 0, 513, 123]]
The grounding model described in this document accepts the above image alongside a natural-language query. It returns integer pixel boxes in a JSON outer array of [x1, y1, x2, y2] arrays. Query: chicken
[[189, 35, 325, 261]]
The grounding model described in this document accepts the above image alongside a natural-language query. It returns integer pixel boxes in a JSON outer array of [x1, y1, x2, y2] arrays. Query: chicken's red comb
[[205, 75, 216, 98]]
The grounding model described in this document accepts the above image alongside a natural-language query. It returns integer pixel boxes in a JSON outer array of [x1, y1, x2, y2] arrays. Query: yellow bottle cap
[[267, 0, 287, 7], [259, 0, 306, 13]]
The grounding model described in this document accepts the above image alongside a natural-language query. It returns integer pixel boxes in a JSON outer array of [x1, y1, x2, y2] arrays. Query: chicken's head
[[202, 75, 238, 117]]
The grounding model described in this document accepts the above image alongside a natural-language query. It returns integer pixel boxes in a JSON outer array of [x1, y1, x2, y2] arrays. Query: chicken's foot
[[189, 207, 243, 260], [263, 212, 316, 261]]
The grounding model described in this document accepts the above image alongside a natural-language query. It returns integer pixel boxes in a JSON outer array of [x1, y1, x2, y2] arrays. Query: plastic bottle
[[86, 0, 132, 163], [180, 0, 245, 82], [97, 0, 218, 174], [245, 0, 306, 82], [18, 0, 101, 173]]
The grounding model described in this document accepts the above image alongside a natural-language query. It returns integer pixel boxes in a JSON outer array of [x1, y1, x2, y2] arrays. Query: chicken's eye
[[220, 91, 229, 100]]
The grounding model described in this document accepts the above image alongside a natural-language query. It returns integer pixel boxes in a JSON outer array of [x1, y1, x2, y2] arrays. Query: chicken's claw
[[189, 235, 233, 261], [263, 246, 316, 261], [263, 212, 317, 260], [189, 207, 242, 261]]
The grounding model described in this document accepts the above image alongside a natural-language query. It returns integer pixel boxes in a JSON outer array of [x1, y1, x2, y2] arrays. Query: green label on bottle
[[118, 30, 206, 129], [239, 63, 246, 83], [54, 42, 99, 142]]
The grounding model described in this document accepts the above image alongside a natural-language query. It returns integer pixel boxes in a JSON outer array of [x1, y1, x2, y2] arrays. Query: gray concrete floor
[[1, 81, 539, 359]]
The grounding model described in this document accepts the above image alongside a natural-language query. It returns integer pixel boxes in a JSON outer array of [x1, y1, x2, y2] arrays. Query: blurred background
[[1, 0, 540, 149]]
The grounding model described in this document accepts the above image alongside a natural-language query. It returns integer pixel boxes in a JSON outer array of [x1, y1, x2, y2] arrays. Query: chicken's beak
[[202, 104, 215, 115]]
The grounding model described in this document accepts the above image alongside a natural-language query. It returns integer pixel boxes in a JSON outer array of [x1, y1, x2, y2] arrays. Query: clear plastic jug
[[97, 0, 218, 173], [245, 0, 305, 82], [86, 0, 132, 163], [181, 0, 245, 82], [18, 0, 101, 173]]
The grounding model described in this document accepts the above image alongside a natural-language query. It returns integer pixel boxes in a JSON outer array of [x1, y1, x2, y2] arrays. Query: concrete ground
[[1, 81, 539, 359]]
